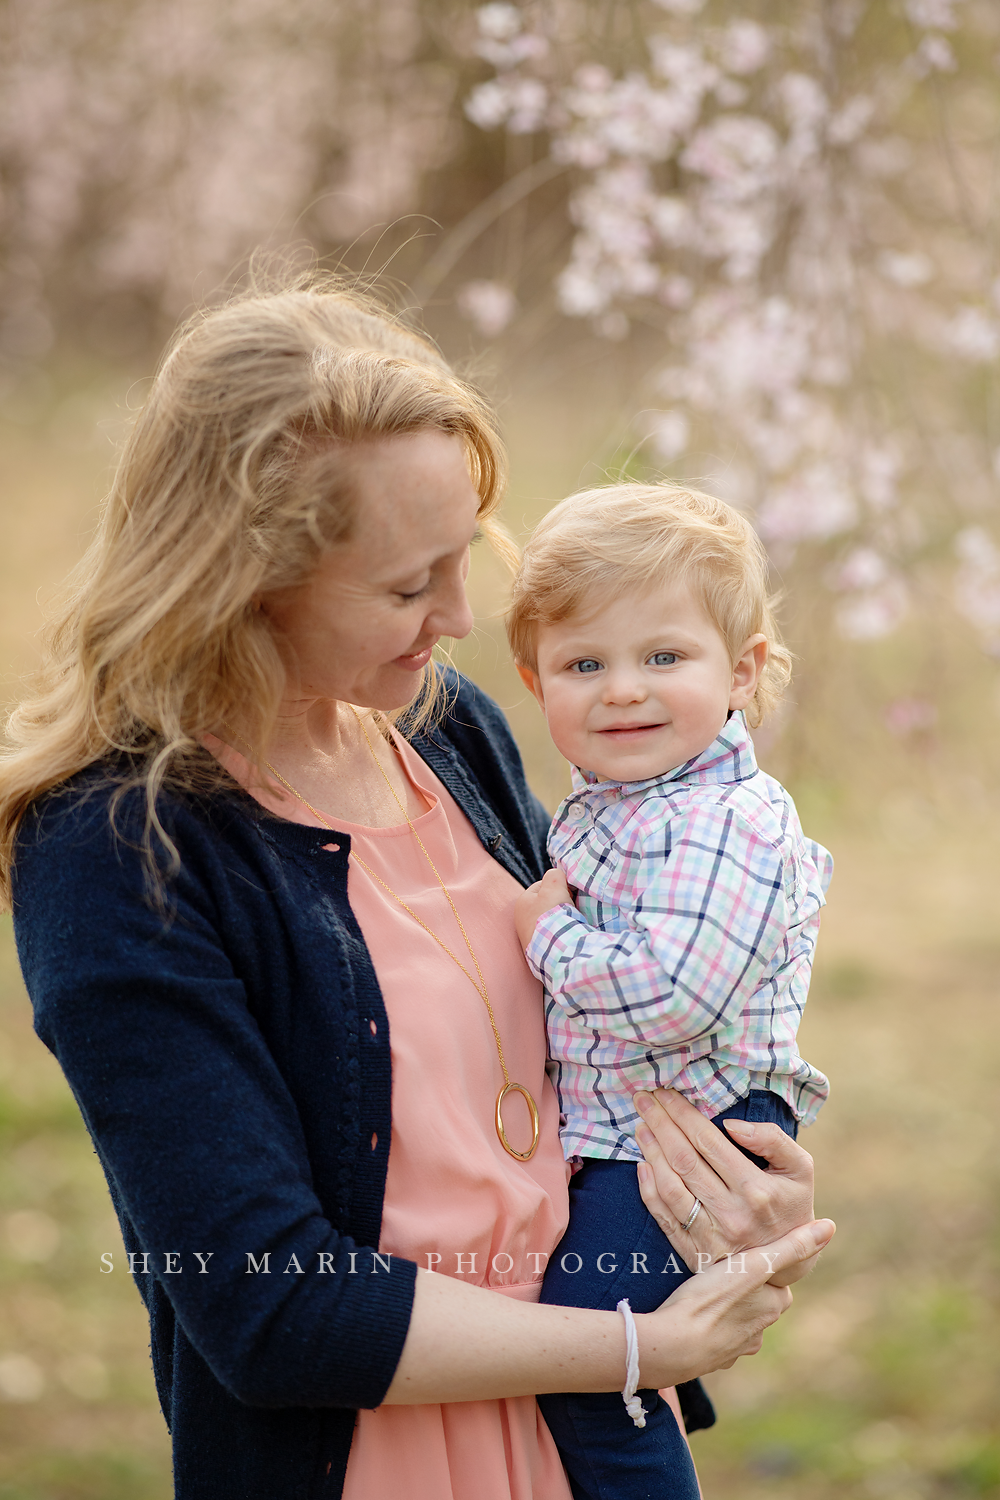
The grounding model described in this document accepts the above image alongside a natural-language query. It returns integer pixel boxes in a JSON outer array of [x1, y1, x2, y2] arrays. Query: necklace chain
[[221, 712, 539, 1160]]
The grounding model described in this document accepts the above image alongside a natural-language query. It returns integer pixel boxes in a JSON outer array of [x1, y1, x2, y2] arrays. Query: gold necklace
[[224, 712, 540, 1162]]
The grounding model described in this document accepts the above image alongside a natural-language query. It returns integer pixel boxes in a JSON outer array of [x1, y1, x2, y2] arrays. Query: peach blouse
[[222, 728, 575, 1499]]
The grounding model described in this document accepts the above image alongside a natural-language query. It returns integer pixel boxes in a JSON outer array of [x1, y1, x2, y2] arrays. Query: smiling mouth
[[598, 723, 667, 737], [393, 644, 436, 671]]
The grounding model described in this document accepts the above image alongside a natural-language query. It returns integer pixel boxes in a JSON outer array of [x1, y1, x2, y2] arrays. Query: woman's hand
[[633, 1089, 820, 1286], [637, 1217, 835, 1388], [514, 869, 575, 949]]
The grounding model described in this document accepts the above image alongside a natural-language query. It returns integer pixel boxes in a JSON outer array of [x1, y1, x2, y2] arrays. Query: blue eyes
[[567, 652, 679, 673]]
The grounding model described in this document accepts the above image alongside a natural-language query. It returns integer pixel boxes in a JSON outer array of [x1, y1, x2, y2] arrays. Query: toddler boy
[[509, 484, 831, 1500]]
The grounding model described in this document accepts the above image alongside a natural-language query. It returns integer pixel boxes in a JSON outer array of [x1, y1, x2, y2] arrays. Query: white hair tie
[[617, 1298, 648, 1429]]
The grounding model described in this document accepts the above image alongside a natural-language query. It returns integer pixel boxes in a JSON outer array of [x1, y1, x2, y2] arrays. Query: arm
[[384, 1216, 834, 1403], [522, 800, 789, 1048], [13, 790, 416, 1411]]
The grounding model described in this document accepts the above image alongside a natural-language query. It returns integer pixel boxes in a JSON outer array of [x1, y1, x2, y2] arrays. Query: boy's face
[[518, 579, 766, 782]]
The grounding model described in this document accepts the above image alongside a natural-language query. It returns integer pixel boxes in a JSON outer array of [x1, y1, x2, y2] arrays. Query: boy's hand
[[514, 869, 575, 949]]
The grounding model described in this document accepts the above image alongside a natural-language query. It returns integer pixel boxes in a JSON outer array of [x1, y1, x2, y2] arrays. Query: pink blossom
[[574, 65, 613, 93], [464, 80, 514, 130], [465, 76, 548, 133], [832, 547, 888, 592], [904, 0, 960, 30], [556, 257, 613, 317], [884, 698, 938, 736], [955, 527, 1000, 635], [827, 95, 875, 146], [915, 33, 957, 71], [860, 443, 903, 510], [688, 296, 813, 399], [649, 195, 690, 246], [650, 0, 705, 15], [878, 250, 934, 287], [836, 580, 908, 640], [648, 409, 689, 460], [758, 466, 857, 544], [945, 307, 1000, 362], [476, 34, 549, 70], [457, 280, 518, 338], [660, 273, 693, 308], [475, 4, 522, 42], [716, 20, 770, 76], [779, 73, 827, 134], [680, 115, 779, 198]]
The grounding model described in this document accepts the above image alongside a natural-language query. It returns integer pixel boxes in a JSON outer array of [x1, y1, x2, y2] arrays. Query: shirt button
[[568, 803, 587, 822]]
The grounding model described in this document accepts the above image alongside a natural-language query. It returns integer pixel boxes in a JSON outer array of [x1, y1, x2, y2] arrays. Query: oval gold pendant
[[495, 1082, 540, 1161]]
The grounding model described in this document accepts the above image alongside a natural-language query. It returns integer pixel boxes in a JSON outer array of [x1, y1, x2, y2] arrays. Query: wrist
[[632, 1310, 693, 1390]]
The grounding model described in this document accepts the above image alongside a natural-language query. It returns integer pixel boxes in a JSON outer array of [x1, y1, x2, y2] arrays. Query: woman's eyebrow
[[382, 531, 480, 584]]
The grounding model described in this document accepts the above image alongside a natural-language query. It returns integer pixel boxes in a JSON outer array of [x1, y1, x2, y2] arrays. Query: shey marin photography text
[[99, 1248, 779, 1279]]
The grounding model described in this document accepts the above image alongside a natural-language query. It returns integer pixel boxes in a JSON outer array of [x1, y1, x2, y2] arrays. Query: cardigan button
[[488, 833, 502, 851]]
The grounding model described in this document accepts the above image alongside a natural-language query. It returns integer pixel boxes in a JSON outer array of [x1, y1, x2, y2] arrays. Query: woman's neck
[[220, 697, 427, 828], [264, 696, 360, 760]]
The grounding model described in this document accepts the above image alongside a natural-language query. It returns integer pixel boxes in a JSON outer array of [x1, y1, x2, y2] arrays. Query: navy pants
[[538, 1091, 798, 1500]]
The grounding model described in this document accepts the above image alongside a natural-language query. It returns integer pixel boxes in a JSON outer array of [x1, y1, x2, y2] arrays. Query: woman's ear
[[730, 635, 768, 711], [516, 663, 545, 708]]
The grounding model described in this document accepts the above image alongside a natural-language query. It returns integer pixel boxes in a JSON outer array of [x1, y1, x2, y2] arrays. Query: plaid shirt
[[525, 712, 832, 1162]]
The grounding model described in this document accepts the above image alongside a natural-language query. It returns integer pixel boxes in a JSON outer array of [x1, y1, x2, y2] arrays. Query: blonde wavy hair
[[507, 483, 791, 726], [0, 278, 512, 906]]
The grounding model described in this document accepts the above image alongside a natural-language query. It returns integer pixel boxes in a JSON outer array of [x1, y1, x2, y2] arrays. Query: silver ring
[[681, 1197, 702, 1233]]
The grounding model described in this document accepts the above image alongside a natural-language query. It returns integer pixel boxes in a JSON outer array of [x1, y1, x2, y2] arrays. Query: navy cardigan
[[12, 672, 552, 1500]]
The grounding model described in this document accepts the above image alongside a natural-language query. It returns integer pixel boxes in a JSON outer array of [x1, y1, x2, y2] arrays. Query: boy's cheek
[[540, 697, 587, 762]]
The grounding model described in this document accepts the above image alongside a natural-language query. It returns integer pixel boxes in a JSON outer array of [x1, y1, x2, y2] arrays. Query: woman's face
[[260, 430, 482, 711]]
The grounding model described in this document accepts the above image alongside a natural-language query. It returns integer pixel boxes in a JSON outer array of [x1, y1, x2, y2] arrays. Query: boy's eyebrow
[[551, 625, 706, 651]]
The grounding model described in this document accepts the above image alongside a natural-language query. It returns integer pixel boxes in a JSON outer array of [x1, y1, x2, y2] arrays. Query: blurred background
[[1, 0, 999, 1495]]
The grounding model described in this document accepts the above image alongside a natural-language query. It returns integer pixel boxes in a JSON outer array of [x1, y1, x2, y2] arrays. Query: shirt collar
[[570, 711, 758, 798]]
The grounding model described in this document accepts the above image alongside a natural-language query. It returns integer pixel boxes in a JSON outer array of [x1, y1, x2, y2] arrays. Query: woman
[[0, 282, 832, 1500]]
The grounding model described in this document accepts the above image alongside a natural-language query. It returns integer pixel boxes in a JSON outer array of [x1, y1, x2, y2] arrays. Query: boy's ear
[[730, 635, 768, 711], [516, 663, 545, 708]]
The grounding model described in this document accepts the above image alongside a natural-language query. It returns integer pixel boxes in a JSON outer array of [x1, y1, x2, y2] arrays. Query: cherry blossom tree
[[0, 0, 454, 353], [1, 0, 997, 649], [456, 0, 1000, 647]]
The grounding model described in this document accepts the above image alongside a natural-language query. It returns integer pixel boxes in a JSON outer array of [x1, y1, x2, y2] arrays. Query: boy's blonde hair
[[507, 483, 791, 727]]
